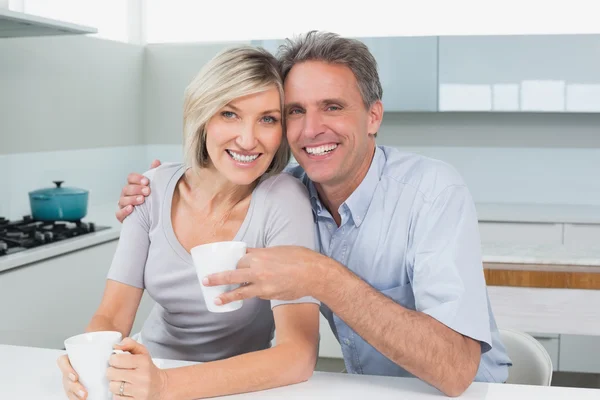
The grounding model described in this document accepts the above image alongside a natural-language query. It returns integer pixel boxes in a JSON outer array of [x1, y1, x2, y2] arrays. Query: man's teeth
[[305, 144, 337, 155], [228, 150, 259, 163]]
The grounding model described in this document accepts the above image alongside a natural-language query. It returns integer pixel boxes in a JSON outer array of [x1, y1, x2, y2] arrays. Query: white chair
[[499, 328, 553, 386]]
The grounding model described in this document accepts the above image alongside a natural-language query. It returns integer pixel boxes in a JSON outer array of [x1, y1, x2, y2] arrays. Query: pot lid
[[29, 181, 88, 197]]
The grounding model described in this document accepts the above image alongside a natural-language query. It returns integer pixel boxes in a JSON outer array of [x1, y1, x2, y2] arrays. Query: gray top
[[107, 163, 319, 362]]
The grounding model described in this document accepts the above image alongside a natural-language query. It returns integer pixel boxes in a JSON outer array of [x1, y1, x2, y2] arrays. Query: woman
[[57, 46, 319, 400]]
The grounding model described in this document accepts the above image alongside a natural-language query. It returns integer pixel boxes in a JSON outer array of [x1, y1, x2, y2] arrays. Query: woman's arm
[[158, 302, 319, 400], [86, 280, 143, 337]]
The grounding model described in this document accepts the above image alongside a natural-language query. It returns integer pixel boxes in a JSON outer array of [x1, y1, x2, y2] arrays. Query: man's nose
[[302, 112, 325, 139]]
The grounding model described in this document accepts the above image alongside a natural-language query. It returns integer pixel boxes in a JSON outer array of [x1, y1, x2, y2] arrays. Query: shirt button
[[344, 339, 351, 346], [328, 223, 333, 229]]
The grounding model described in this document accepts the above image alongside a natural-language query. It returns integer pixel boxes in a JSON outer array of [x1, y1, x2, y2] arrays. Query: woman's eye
[[261, 116, 278, 124], [222, 111, 236, 119]]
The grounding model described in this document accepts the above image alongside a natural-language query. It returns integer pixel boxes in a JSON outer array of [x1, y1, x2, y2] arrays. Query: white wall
[[378, 113, 600, 206], [0, 35, 147, 219], [141, 43, 600, 207]]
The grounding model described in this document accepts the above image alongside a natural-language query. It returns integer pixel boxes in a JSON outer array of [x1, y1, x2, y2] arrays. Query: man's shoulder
[[378, 146, 467, 202], [283, 162, 310, 188]]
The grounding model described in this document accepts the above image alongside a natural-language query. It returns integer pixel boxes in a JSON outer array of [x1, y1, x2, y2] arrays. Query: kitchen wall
[[3, 38, 599, 221], [0, 35, 146, 219], [142, 42, 600, 206]]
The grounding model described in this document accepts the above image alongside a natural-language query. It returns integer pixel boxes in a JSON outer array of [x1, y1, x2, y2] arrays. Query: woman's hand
[[57, 354, 88, 400], [108, 337, 169, 400]]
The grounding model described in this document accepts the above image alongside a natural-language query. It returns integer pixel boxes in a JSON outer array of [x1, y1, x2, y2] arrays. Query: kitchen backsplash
[[0, 146, 147, 220]]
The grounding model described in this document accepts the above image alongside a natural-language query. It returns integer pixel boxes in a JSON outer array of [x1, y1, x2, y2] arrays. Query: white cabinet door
[[478, 222, 563, 245], [559, 334, 600, 373], [359, 37, 438, 112], [563, 224, 600, 246], [439, 35, 600, 112], [0, 240, 155, 349]]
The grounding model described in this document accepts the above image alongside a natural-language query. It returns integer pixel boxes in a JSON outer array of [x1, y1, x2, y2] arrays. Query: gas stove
[[0, 215, 110, 257]]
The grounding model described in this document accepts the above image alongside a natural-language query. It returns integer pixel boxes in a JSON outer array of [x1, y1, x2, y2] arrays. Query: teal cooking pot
[[28, 181, 89, 221]]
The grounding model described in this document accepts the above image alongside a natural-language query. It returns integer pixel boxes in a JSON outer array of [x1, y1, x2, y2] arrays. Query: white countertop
[[0, 203, 121, 273], [476, 202, 600, 224], [482, 243, 600, 267], [2, 344, 599, 399]]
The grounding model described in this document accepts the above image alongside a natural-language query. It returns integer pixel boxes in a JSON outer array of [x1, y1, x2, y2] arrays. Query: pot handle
[[53, 181, 64, 188]]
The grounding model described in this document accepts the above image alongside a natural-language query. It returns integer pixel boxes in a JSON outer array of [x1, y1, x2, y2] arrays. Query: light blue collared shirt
[[286, 145, 511, 383]]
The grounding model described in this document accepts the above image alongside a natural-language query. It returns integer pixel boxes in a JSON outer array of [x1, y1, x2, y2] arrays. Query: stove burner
[[0, 215, 108, 257]]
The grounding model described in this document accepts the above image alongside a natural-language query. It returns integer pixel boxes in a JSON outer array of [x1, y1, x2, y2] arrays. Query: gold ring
[[119, 380, 125, 396]]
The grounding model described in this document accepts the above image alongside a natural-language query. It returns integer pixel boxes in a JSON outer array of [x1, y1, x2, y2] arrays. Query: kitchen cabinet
[[255, 36, 438, 112], [478, 222, 563, 245], [563, 224, 600, 246], [0, 240, 155, 349], [438, 34, 600, 112], [0, 7, 96, 38]]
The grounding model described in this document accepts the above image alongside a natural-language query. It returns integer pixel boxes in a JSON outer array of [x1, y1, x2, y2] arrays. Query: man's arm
[[207, 247, 480, 397], [315, 257, 481, 397]]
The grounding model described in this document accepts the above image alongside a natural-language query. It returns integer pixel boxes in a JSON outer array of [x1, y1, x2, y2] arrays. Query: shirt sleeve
[[106, 180, 153, 289], [262, 174, 320, 309], [410, 184, 492, 353]]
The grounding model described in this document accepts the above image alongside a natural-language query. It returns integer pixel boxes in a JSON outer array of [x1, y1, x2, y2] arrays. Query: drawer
[[563, 224, 600, 246], [479, 222, 563, 245]]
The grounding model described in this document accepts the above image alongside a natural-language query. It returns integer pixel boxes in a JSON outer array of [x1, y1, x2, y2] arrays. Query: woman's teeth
[[227, 150, 259, 163], [305, 144, 337, 156]]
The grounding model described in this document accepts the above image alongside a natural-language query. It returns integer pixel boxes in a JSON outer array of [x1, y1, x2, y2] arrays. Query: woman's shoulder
[[256, 172, 311, 199]]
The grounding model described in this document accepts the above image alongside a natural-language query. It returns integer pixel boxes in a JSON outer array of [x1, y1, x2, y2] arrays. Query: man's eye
[[288, 108, 303, 115], [326, 105, 341, 111]]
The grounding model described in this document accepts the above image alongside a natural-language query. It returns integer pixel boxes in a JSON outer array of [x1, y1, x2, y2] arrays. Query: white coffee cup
[[191, 241, 247, 313], [64, 331, 123, 400]]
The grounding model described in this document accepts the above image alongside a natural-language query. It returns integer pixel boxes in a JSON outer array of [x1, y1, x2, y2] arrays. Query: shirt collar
[[308, 146, 385, 227], [344, 146, 384, 227]]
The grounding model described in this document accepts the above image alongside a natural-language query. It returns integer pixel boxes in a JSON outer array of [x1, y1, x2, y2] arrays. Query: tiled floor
[[314, 358, 600, 389]]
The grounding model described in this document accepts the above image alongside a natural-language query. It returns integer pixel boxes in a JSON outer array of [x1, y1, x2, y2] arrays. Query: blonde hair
[[183, 46, 289, 177]]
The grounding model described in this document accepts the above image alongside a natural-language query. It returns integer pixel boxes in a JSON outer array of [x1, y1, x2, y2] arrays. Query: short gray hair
[[277, 31, 383, 108], [183, 45, 289, 177]]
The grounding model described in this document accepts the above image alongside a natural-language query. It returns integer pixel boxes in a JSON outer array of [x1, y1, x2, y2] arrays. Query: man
[[117, 31, 511, 396]]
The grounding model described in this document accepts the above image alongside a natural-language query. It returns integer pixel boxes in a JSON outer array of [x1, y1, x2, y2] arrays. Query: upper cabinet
[[438, 34, 600, 112], [358, 37, 438, 112], [256, 34, 600, 113], [255, 37, 438, 112]]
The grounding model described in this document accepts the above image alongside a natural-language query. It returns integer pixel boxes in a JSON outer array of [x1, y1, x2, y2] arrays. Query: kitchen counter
[[482, 242, 600, 268], [476, 202, 600, 224], [3, 201, 600, 273], [0, 203, 121, 273], [2, 344, 599, 399]]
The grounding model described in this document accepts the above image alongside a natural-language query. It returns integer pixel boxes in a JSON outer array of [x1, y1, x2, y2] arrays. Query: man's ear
[[368, 100, 383, 137]]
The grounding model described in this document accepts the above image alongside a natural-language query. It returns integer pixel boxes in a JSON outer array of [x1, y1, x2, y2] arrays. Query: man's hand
[[203, 246, 327, 306], [116, 159, 161, 223]]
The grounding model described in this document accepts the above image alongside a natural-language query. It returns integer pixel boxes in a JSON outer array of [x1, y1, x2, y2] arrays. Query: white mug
[[64, 331, 123, 400], [191, 241, 247, 313]]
